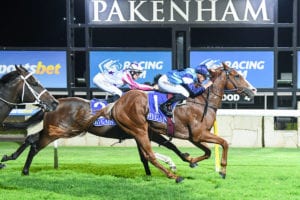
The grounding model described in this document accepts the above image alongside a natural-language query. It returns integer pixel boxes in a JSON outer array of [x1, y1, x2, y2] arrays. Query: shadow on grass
[[30, 163, 157, 178]]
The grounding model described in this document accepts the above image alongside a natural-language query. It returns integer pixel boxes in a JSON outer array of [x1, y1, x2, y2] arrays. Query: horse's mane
[[209, 66, 224, 82], [0, 70, 19, 85]]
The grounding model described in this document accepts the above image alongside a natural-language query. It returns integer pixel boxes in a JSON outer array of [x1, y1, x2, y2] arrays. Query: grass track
[[0, 142, 300, 200]]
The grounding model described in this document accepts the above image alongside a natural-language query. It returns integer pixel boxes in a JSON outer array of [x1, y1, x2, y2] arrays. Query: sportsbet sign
[[0, 51, 67, 88]]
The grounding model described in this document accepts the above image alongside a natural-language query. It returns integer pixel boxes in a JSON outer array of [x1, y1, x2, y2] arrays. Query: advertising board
[[89, 51, 172, 88], [0, 51, 67, 88]]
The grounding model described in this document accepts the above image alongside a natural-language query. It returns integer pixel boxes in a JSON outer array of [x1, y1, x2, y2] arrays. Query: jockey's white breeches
[[93, 73, 123, 96], [158, 74, 189, 97]]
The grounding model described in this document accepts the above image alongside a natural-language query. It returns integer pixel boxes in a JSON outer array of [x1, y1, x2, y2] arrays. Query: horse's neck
[[0, 101, 13, 123], [0, 85, 19, 123], [207, 76, 226, 109]]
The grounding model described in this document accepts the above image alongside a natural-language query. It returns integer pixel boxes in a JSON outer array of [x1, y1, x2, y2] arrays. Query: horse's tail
[[3, 109, 45, 129], [85, 103, 114, 131]]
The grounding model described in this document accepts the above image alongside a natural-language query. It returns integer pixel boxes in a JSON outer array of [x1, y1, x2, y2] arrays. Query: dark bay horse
[[0, 65, 58, 123], [1, 97, 192, 175], [104, 63, 256, 183], [0, 65, 58, 169]]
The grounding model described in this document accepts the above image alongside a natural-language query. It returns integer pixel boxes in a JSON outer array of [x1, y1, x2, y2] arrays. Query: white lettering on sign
[[222, 94, 240, 102], [90, 0, 273, 24]]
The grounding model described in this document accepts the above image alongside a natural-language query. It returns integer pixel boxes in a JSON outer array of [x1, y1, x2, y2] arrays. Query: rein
[[186, 68, 236, 115], [0, 71, 46, 107]]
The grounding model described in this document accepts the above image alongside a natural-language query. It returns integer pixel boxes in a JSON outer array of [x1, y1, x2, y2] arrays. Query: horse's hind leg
[[1, 133, 39, 162], [135, 134, 183, 183], [135, 140, 151, 176]]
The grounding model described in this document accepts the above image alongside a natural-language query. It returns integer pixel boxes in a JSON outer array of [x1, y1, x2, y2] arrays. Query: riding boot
[[160, 94, 187, 117], [107, 94, 121, 103]]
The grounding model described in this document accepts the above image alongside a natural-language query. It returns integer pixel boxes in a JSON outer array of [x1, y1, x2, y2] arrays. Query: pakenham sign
[[87, 0, 275, 25]]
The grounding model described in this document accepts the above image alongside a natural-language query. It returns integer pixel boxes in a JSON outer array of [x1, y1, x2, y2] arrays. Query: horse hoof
[[22, 170, 29, 176], [189, 162, 198, 168], [170, 166, 177, 173], [1, 155, 8, 162], [0, 163, 6, 169], [175, 176, 184, 183], [182, 152, 190, 157], [219, 172, 226, 179]]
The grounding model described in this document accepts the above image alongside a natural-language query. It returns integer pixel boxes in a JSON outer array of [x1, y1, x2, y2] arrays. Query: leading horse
[[106, 63, 256, 183], [0, 65, 58, 168]]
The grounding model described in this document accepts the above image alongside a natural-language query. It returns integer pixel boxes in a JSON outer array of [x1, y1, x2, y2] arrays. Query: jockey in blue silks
[[158, 61, 213, 117]]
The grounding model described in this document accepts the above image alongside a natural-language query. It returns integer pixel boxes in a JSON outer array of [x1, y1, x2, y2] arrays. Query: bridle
[[210, 68, 242, 98], [0, 71, 48, 107]]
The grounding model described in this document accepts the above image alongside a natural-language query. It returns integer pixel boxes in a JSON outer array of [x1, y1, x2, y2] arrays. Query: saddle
[[90, 92, 180, 137]]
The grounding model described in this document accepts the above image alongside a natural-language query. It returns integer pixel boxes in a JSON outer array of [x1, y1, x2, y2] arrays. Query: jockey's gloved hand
[[202, 78, 210, 85]]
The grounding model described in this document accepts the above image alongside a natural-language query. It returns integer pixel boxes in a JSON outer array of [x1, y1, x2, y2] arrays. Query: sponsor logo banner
[[190, 51, 274, 88], [89, 51, 172, 87], [0, 51, 67, 88]]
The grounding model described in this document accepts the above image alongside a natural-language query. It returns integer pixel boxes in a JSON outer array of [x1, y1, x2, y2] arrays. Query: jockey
[[158, 63, 213, 117], [93, 62, 158, 102]]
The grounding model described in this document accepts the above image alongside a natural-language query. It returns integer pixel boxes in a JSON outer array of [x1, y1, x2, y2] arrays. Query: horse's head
[[210, 63, 256, 100], [14, 65, 58, 111]]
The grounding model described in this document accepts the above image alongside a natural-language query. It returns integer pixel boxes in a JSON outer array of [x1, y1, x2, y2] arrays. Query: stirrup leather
[[160, 103, 172, 117]]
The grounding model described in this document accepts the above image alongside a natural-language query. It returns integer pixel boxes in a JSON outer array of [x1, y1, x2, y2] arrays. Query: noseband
[[0, 71, 48, 107]]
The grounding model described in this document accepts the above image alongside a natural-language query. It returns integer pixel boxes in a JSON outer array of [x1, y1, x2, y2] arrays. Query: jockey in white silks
[[93, 62, 158, 102]]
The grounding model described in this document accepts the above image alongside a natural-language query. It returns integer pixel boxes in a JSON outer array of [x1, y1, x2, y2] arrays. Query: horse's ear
[[19, 65, 28, 72], [222, 62, 230, 70], [208, 68, 217, 78], [15, 65, 21, 73], [15, 65, 28, 75]]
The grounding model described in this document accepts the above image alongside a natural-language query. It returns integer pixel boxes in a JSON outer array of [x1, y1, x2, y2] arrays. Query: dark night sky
[[0, 0, 296, 48], [0, 1, 66, 47]]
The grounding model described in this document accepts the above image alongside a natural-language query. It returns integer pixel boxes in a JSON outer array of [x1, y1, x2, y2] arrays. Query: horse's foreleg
[[135, 140, 151, 176], [193, 133, 228, 179], [219, 139, 228, 179], [22, 131, 53, 176], [151, 134, 192, 164], [0, 163, 5, 169], [189, 142, 211, 165], [22, 142, 39, 175], [1, 133, 39, 162]]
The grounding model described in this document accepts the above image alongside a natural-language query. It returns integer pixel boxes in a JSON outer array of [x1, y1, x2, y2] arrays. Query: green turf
[[0, 142, 300, 200]]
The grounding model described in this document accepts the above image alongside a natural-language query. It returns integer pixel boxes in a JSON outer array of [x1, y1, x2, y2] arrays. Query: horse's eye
[[234, 75, 240, 80]]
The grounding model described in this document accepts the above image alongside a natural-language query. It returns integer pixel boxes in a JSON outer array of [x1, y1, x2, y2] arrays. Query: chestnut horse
[[1, 98, 193, 175], [103, 63, 256, 183], [0, 65, 58, 169]]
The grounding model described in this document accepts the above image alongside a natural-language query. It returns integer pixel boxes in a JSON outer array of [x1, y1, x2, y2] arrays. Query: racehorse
[[0, 65, 58, 122], [104, 62, 256, 183], [0, 65, 58, 169], [1, 98, 193, 175]]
